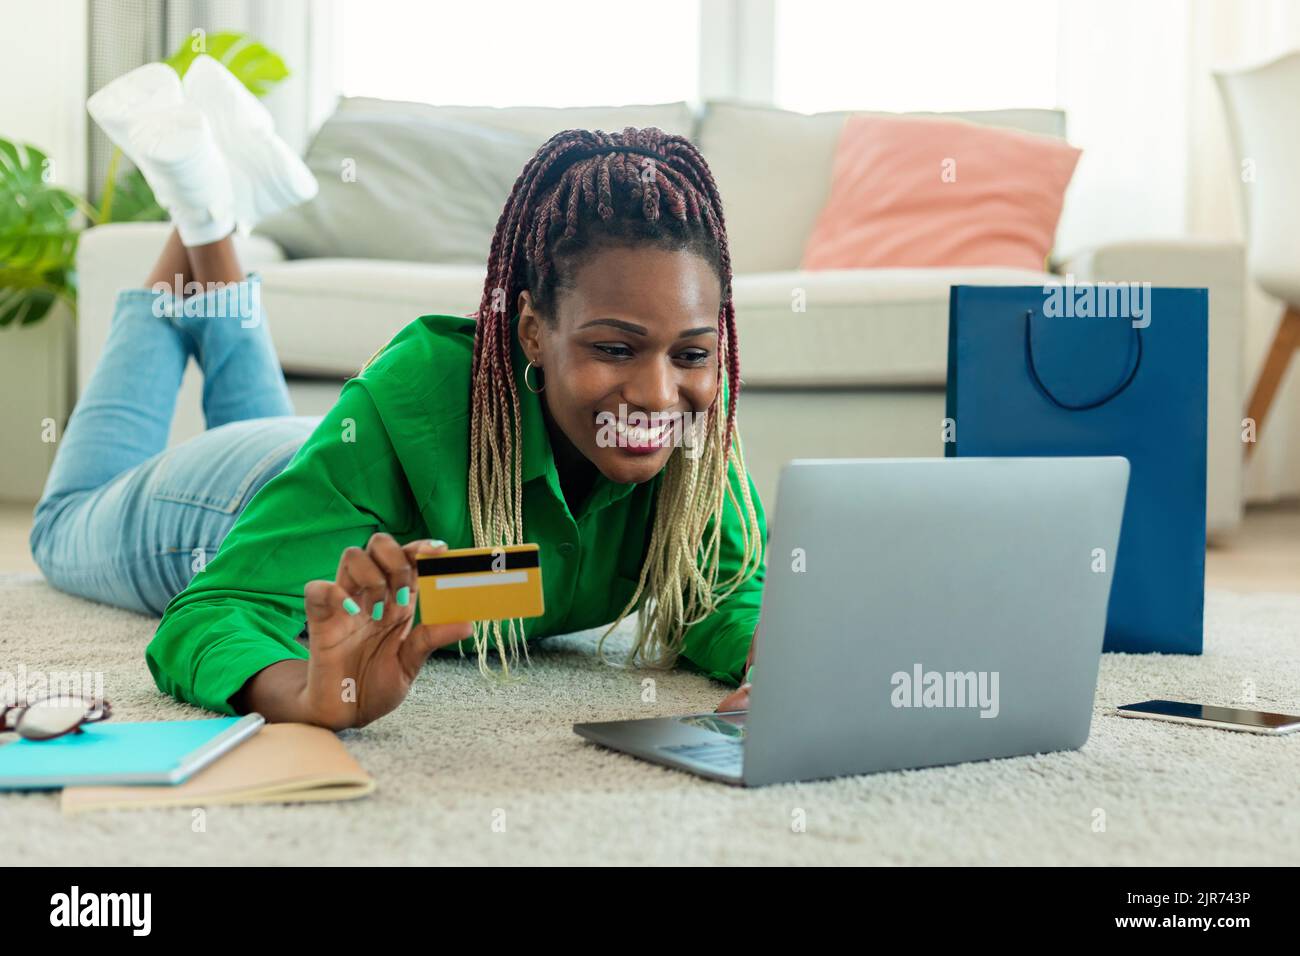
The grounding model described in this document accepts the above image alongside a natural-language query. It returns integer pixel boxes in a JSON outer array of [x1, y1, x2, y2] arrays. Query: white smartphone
[[1117, 699, 1300, 735]]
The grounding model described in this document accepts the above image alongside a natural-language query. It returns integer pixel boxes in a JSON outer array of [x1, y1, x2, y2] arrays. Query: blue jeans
[[30, 276, 323, 616]]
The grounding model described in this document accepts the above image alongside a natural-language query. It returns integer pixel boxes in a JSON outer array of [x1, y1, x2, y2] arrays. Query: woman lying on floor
[[31, 58, 767, 729]]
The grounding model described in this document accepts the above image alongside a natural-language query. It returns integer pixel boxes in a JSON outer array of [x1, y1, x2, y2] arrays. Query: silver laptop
[[574, 456, 1130, 786]]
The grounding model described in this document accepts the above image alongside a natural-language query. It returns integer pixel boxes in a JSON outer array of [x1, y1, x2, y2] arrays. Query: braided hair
[[466, 126, 764, 678]]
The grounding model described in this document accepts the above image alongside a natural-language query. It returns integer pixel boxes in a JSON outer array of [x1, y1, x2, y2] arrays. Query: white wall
[[1053, 0, 1191, 255], [0, 2, 87, 501], [0, 0, 89, 193]]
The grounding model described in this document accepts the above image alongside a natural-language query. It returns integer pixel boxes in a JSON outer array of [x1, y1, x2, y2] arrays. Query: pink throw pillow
[[801, 114, 1081, 271]]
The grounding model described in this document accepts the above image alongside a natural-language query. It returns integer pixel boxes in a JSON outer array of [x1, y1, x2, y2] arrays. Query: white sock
[[86, 62, 184, 171], [182, 54, 318, 231], [88, 65, 235, 247]]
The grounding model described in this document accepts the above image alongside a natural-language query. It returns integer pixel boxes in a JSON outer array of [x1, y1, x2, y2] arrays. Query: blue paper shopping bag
[[946, 284, 1207, 654]]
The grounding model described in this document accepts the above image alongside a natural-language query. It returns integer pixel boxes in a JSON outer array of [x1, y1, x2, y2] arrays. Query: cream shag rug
[[2, 572, 1297, 866]]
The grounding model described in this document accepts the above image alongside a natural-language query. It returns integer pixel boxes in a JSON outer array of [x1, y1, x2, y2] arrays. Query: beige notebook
[[61, 722, 375, 815]]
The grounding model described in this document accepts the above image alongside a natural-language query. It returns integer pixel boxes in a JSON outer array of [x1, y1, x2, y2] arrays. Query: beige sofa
[[75, 98, 1247, 536]]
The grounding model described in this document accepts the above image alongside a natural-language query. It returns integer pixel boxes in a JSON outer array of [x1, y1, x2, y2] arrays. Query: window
[[772, 0, 1059, 113], [338, 0, 701, 107]]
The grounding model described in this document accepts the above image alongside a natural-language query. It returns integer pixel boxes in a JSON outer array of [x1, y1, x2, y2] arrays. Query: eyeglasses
[[0, 695, 113, 741]]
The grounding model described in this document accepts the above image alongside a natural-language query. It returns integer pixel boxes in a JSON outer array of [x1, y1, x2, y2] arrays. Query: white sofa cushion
[[257, 256, 1057, 386], [733, 267, 1059, 386], [257, 258, 487, 376], [256, 111, 540, 264]]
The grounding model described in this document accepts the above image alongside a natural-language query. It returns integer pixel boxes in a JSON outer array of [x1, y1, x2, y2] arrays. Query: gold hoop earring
[[524, 360, 545, 394]]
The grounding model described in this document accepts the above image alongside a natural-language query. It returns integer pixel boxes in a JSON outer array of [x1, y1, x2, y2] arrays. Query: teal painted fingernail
[[396, 586, 410, 606], [372, 600, 384, 620], [342, 597, 360, 615]]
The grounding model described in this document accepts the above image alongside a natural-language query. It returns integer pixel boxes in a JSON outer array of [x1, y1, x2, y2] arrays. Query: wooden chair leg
[[1245, 305, 1300, 458]]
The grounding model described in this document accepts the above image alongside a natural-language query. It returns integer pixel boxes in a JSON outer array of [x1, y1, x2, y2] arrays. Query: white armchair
[[1216, 51, 1300, 469]]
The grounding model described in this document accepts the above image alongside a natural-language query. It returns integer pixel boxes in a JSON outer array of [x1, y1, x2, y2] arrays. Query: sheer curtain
[[335, 0, 699, 108], [1058, 0, 1300, 503], [158, 0, 330, 154], [974, 0, 1300, 503], [1185, 0, 1300, 503]]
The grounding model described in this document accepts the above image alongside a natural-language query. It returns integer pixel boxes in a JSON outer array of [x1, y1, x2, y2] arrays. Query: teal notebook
[[0, 714, 264, 790]]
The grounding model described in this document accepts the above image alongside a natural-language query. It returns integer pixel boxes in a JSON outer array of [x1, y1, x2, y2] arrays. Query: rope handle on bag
[[1023, 309, 1143, 412]]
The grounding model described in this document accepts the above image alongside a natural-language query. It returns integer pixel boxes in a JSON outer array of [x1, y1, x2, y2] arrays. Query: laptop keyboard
[[661, 740, 744, 772]]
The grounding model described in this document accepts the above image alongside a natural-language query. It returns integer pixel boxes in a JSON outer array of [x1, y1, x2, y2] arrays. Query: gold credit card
[[415, 544, 544, 624]]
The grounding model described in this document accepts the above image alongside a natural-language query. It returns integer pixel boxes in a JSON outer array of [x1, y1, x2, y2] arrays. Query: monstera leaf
[[100, 166, 166, 223], [0, 140, 80, 325], [163, 30, 289, 95]]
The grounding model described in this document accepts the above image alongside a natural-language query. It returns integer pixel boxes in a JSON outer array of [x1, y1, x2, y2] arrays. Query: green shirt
[[146, 313, 768, 716]]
